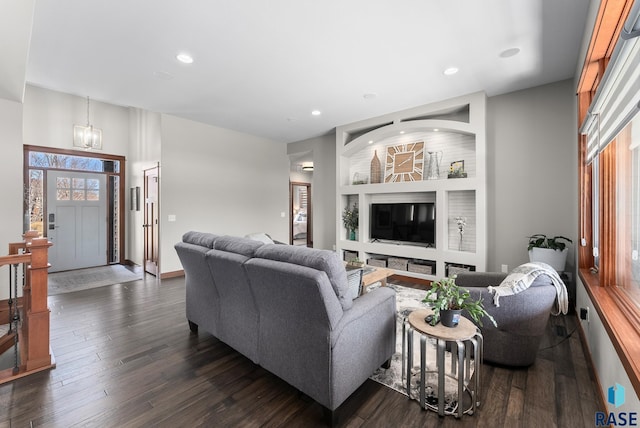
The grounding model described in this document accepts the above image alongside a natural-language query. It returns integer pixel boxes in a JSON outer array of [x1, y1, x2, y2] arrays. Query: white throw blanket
[[487, 262, 569, 315]]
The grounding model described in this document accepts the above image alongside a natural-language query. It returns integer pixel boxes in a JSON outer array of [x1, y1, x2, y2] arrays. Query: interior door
[[144, 166, 159, 276], [46, 171, 107, 272], [290, 182, 312, 247]]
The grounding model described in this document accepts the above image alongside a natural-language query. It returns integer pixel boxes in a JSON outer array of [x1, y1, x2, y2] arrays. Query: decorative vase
[[426, 151, 443, 180], [440, 309, 462, 327], [370, 150, 382, 184], [349, 229, 356, 241]]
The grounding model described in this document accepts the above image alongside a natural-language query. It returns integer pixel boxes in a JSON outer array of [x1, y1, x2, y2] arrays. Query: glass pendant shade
[[73, 96, 102, 150]]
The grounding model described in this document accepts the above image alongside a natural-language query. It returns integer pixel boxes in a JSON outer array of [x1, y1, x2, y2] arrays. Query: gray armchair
[[454, 271, 558, 367]]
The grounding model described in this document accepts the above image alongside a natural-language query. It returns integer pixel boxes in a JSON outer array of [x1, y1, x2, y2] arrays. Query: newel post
[[23, 237, 53, 371]]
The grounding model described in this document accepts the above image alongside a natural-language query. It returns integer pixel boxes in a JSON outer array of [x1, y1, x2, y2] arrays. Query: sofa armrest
[[454, 271, 507, 288], [329, 286, 396, 408], [330, 286, 396, 347]]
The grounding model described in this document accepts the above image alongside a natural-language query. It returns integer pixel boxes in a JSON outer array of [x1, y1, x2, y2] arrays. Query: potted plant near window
[[527, 234, 572, 272], [422, 276, 497, 328], [342, 203, 359, 240]]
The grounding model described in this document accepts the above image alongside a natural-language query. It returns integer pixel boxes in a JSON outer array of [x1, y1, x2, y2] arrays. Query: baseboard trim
[[576, 313, 608, 414], [161, 270, 184, 279]]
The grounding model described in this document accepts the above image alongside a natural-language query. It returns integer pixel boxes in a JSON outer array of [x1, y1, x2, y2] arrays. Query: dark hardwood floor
[[0, 275, 603, 427]]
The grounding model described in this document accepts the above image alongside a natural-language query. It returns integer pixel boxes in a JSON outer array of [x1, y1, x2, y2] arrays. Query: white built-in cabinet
[[335, 92, 487, 280]]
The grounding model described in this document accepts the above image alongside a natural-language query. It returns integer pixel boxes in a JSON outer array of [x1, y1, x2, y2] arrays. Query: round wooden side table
[[406, 308, 483, 418]]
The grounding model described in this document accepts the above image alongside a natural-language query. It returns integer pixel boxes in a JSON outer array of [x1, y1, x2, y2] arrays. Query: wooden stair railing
[[0, 332, 15, 355], [0, 232, 55, 384]]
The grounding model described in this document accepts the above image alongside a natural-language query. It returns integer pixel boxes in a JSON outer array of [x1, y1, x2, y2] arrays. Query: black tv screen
[[370, 203, 435, 246]]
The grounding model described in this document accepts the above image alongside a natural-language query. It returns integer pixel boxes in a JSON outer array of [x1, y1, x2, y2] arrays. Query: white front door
[[47, 171, 107, 272]]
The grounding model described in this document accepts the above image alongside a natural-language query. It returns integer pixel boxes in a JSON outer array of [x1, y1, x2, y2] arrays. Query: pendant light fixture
[[73, 96, 102, 150]]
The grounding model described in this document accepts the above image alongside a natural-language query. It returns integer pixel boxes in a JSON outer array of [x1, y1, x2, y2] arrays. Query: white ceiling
[[18, 0, 592, 143]]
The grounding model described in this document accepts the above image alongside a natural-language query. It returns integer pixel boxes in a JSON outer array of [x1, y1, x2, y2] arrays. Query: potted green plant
[[422, 276, 497, 328], [527, 234, 572, 271], [342, 203, 358, 240]]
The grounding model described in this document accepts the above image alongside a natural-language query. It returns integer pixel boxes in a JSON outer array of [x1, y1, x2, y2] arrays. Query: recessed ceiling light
[[400, 131, 405, 134], [499, 48, 521, 58], [434, 128, 439, 132], [311, 110, 322, 116], [368, 140, 374, 144], [443, 67, 459, 76], [176, 53, 194, 64]]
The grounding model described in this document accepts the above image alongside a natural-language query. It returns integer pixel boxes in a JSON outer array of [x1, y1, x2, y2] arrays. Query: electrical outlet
[[580, 307, 589, 322], [501, 264, 508, 273]]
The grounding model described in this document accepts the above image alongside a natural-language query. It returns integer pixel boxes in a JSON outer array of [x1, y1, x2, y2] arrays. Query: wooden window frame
[[577, 0, 640, 396]]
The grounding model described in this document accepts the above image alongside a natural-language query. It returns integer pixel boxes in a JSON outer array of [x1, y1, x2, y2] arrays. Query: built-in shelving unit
[[336, 92, 487, 280]]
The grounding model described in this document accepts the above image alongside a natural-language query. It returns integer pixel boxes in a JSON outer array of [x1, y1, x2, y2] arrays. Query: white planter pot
[[528, 247, 568, 272]]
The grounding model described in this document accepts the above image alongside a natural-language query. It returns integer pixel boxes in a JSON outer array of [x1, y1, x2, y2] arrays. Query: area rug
[[48, 264, 143, 295], [369, 283, 473, 411]]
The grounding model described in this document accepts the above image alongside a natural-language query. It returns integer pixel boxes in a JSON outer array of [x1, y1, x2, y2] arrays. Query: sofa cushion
[[182, 231, 218, 248], [214, 235, 264, 257], [255, 245, 353, 310]]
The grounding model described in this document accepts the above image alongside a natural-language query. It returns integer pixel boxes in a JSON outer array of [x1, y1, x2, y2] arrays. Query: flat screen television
[[370, 203, 435, 246]]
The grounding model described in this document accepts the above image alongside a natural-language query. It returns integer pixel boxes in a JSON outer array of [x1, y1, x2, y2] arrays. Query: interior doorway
[[290, 182, 312, 247], [143, 165, 159, 276]]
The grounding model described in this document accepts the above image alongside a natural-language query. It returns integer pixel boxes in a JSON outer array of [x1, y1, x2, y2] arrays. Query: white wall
[[486, 80, 578, 293], [0, 98, 26, 299], [23, 86, 130, 156], [289, 169, 313, 183], [159, 114, 290, 274], [287, 133, 336, 250], [127, 108, 161, 265]]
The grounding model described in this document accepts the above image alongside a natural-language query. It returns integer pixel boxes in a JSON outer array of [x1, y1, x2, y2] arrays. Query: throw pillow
[[245, 232, 275, 244]]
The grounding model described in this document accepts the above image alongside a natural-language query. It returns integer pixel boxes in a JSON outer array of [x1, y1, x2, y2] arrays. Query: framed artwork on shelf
[[384, 141, 425, 182], [448, 160, 467, 178]]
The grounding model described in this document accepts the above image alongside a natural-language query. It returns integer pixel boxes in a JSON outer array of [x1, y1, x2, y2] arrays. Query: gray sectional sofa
[[174, 231, 396, 415]]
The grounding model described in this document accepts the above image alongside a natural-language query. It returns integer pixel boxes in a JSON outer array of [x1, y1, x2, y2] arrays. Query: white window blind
[[581, 0, 640, 162]]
